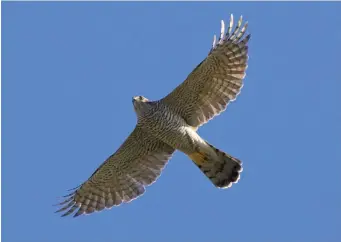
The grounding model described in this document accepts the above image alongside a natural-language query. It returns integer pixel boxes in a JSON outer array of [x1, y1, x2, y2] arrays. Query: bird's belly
[[142, 110, 199, 153]]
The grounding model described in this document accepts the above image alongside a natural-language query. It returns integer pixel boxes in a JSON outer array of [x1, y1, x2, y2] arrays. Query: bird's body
[[56, 14, 250, 217], [135, 99, 201, 154]]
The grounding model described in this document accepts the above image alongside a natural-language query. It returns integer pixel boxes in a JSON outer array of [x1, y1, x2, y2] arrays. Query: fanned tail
[[189, 142, 243, 189]]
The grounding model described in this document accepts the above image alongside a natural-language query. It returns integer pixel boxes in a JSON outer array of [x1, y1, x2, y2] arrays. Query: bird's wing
[[55, 126, 175, 217], [161, 15, 250, 128]]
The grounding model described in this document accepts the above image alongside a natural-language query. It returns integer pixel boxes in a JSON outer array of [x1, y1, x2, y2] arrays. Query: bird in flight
[[56, 14, 251, 217]]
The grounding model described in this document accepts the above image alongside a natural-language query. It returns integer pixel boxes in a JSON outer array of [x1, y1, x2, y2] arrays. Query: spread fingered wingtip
[[53, 196, 73, 206], [66, 185, 80, 192], [235, 20, 249, 42], [54, 200, 75, 213], [209, 13, 250, 54]]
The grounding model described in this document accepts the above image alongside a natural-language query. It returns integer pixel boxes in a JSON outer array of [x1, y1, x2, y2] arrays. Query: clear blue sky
[[2, 2, 341, 242]]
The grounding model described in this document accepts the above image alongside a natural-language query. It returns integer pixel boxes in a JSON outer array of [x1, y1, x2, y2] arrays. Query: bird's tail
[[188, 142, 243, 189]]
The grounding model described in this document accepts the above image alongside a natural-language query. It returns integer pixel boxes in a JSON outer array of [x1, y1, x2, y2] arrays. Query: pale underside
[[56, 14, 250, 217], [56, 126, 175, 217]]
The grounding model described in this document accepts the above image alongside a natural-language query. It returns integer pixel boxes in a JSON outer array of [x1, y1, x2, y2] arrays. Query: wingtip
[[228, 14, 234, 35], [220, 20, 225, 39], [245, 33, 251, 41], [66, 185, 81, 192], [212, 34, 217, 48], [73, 212, 83, 218], [55, 207, 66, 214]]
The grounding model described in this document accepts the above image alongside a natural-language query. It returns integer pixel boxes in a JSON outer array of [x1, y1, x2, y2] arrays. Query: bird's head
[[132, 95, 151, 117]]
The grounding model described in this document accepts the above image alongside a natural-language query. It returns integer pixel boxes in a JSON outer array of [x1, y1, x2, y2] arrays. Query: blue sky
[[2, 2, 341, 242]]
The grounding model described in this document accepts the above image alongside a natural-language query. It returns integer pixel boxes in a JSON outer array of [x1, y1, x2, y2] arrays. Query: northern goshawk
[[56, 14, 251, 217]]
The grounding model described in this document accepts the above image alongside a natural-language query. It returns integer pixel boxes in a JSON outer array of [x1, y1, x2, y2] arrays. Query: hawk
[[56, 14, 250, 217]]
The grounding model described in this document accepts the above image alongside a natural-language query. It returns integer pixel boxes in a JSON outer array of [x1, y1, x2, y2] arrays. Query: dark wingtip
[[67, 185, 81, 192], [73, 211, 84, 218]]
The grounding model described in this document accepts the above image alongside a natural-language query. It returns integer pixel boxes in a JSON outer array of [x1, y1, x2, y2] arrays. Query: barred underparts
[[56, 14, 251, 217]]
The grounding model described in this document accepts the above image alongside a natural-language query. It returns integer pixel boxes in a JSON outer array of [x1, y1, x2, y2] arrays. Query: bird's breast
[[138, 106, 196, 151]]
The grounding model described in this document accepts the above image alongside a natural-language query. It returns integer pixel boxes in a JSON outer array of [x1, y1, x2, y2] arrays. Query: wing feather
[[56, 126, 175, 217], [161, 14, 250, 128]]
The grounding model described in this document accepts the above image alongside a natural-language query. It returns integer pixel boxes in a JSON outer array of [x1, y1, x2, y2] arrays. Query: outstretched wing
[[161, 14, 250, 128], [55, 126, 175, 217]]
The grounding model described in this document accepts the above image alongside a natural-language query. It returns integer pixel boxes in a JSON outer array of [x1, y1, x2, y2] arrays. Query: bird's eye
[[139, 96, 143, 100]]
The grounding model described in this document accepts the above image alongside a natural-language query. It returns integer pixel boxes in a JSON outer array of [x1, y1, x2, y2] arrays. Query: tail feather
[[189, 142, 242, 189]]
